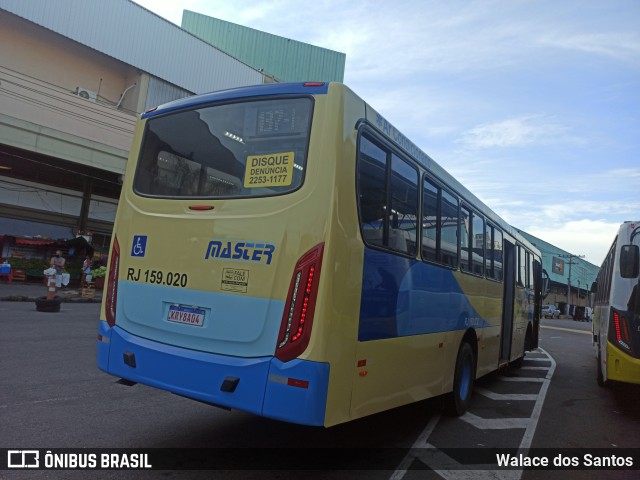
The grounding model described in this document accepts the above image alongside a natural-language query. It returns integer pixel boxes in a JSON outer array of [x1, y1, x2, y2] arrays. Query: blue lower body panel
[[358, 248, 486, 340], [97, 322, 329, 426], [263, 358, 330, 426]]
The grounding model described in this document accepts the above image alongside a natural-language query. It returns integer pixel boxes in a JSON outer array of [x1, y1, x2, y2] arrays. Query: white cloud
[[441, 159, 640, 266], [527, 219, 620, 266], [585, 168, 640, 190], [458, 115, 569, 148], [537, 32, 640, 67]]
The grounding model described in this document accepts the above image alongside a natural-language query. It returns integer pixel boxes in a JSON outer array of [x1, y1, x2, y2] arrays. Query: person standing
[[50, 250, 66, 288], [82, 255, 92, 287]]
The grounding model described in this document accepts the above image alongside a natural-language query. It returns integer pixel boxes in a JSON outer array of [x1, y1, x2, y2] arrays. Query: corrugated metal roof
[[516, 229, 600, 287], [0, 0, 264, 94], [146, 76, 192, 111], [181, 10, 346, 83]]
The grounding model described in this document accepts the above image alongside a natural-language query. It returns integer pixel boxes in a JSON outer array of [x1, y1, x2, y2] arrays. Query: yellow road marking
[[541, 325, 591, 335]]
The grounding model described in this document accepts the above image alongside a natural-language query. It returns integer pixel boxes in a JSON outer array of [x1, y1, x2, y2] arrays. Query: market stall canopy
[[15, 238, 59, 246]]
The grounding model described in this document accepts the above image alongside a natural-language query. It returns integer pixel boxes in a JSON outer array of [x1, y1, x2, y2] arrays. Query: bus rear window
[[134, 98, 313, 198]]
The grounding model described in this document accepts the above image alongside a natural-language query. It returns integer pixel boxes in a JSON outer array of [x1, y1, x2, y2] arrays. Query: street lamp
[[558, 253, 585, 313], [577, 280, 581, 306]]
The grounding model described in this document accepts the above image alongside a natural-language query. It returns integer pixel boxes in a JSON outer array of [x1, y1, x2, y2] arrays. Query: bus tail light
[[105, 237, 121, 327], [612, 310, 631, 352], [275, 243, 325, 362]]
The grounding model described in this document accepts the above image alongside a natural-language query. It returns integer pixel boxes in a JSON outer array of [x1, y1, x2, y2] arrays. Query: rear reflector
[[269, 374, 310, 389], [287, 378, 309, 389]]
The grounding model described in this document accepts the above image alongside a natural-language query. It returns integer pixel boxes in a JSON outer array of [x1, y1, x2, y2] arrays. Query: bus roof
[[142, 82, 330, 119]]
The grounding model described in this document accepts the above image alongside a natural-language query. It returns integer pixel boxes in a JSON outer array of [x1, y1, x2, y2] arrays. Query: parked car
[[542, 304, 560, 318]]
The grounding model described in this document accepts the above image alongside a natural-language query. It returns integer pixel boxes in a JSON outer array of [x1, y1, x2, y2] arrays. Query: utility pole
[[558, 253, 585, 311]]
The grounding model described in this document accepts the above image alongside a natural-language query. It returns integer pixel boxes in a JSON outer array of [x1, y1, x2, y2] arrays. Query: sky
[[134, 0, 639, 266]]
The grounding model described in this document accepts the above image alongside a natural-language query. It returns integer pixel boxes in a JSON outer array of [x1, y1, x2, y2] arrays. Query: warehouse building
[[516, 229, 600, 319], [0, 0, 344, 267]]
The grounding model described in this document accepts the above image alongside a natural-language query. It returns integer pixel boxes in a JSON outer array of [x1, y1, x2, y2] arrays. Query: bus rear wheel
[[444, 341, 475, 416]]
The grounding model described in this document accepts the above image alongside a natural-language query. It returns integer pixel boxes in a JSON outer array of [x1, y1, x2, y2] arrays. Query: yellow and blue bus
[[593, 221, 640, 386], [97, 82, 544, 427]]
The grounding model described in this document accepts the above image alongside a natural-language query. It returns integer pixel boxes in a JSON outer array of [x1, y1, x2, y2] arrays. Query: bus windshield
[[133, 97, 313, 199]]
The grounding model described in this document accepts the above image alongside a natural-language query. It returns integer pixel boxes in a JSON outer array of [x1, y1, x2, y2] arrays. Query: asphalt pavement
[[0, 280, 102, 303]]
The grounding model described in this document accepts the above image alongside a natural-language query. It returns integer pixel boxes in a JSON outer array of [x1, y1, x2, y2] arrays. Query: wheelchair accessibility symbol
[[131, 235, 147, 257]]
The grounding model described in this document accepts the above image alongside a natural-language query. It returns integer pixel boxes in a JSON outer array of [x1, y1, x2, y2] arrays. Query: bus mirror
[[542, 269, 550, 298], [620, 245, 639, 278], [590, 281, 598, 293]]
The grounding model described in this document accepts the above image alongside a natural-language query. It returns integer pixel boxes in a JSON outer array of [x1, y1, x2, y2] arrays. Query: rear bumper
[[606, 340, 640, 385], [97, 322, 330, 426]]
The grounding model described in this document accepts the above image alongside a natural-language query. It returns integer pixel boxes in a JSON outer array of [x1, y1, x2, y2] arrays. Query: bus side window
[[517, 246, 527, 287], [460, 206, 471, 272], [441, 189, 459, 268], [422, 178, 438, 262], [422, 179, 460, 268], [472, 213, 484, 276], [595, 240, 616, 305], [461, 208, 484, 276], [357, 134, 418, 257], [389, 155, 418, 256], [486, 224, 504, 281], [357, 136, 388, 249], [528, 251, 534, 289], [485, 223, 493, 278], [494, 228, 503, 281]]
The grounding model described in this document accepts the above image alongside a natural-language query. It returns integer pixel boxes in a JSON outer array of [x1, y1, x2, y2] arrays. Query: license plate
[[167, 304, 206, 327]]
